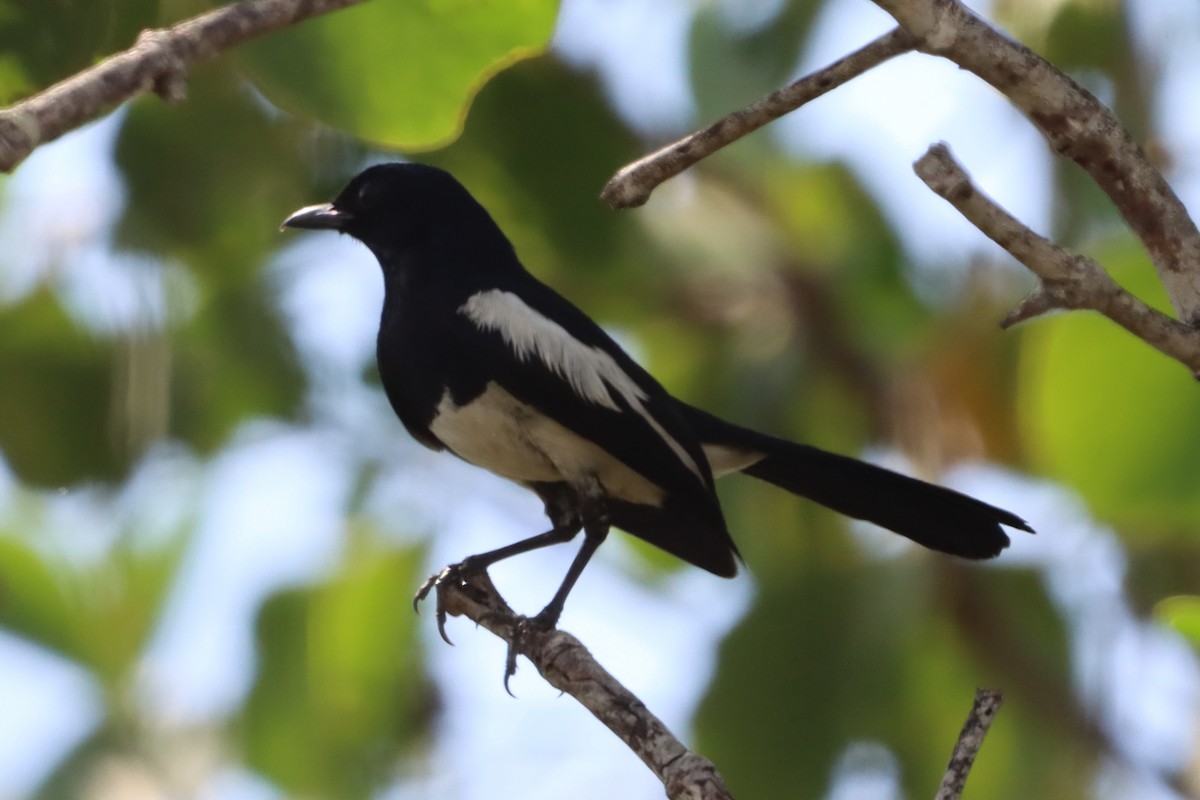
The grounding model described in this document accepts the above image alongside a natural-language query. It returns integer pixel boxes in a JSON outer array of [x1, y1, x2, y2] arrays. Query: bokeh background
[[2, 0, 1200, 798]]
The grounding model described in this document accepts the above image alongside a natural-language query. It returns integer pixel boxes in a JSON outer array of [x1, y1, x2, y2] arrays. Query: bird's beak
[[280, 203, 352, 232]]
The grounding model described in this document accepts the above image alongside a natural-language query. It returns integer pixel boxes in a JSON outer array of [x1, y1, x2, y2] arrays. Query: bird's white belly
[[429, 382, 664, 506]]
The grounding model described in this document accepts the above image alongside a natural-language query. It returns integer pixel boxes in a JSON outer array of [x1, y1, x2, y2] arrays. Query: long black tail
[[679, 404, 1032, 559]]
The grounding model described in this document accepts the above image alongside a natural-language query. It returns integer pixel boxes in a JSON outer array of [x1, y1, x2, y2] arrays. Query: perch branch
[[0, 0, 367, 173], [915, 144, 1200, 375], [601, 27, 915, 209], [434, 571, 734, 800], [868, 0, 1200, 326], [935, 688, 1003, 800]]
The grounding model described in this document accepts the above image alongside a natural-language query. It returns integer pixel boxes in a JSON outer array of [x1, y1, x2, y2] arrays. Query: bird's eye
[[357, 181, 378, 208]]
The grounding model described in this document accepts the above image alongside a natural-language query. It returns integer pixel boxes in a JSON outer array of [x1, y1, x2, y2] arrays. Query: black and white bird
[[283, 162, 1031, 632]]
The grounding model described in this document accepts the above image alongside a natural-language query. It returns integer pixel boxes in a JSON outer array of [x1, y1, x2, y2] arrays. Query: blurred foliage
[[698, 562, 1079, 799], [0, 523, 185, 685], [420, 55, 642, 280], [1019, 237, 1200, 531], [688, 0, 821, 126], [0, 0, 1197, 799], [0, 0, 159, 103], [1158, 595, 1200, 652], [0, 290, 122, 484], [242, 542, 431, 798], [238, 0, 559, 150]]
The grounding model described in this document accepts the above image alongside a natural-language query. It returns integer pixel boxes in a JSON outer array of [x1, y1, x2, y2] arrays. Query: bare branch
[[935, 689, 1003, 800], [868, 0, 1200, 326], [434, 571, 735, 800], [915, 144, 1200, 375], [601, 27, 915, 209], [0, 0, 367, 173]]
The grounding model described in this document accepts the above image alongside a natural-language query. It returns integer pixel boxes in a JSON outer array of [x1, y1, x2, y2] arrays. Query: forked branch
[[915, 144, 1200, 375], [869, 0, 1200, 326], [604, 1, 1200, 371]]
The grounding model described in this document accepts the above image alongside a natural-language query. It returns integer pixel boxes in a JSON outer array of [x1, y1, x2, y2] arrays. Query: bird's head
[[282, 162, 501, 262]]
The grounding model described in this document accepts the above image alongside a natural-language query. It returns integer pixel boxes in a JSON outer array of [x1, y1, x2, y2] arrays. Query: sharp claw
[[413, 564, 566, 694], [413, 564, 472, 645], [503, 617, 526, 697], [412, 572, 438, 613], [435, 602, 454, 645]]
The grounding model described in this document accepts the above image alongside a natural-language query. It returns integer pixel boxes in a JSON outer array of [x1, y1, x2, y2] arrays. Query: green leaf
[[0, 290, 124, 486], [688, 0, 820, 129], [696, 561, 1077, 800], [696, 559, 925, 798], [170, 284, 305, 454], [1156, 595, 1200, 650], [1044, 2, 1125, 74], [0, 537, 77, 658], [761, 161, 922, 353], [421, 56, 639, 278], [1018, 237, 1200, 531], [114, 69, 308, 451], [0, 529, 186, 683], [237, 0, 559, 150], [242, 541, 432, 799], [114, 67, 310, 281]]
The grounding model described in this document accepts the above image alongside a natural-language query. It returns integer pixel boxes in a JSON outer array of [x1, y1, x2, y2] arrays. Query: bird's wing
[[446, 279, 739, 575], [450, 278, 722, 513]]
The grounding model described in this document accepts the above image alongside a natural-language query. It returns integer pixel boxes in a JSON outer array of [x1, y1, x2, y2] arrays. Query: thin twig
[[600, 27, 916, 209], [915, 144, 1200, 376], [935, 688, 1003, 800], [434, 571, 735, 800], [869, 0, 1200, 326], [0, 0, 367, 173]]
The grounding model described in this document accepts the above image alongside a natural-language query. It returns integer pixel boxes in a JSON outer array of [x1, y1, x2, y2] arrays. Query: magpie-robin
[[283, 163, 1031, 633]]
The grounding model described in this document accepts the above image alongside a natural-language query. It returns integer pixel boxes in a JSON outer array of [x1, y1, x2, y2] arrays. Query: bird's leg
[[527, 516, 609, 630], [503, 499, 609, 690], [413, 522, 581, 644]]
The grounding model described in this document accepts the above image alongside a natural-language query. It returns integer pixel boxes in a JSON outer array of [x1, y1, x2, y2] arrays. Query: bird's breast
[[374, 323, 453, 451], [429, 381, 666, 507]]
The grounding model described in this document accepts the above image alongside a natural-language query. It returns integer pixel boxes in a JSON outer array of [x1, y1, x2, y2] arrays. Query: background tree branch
[[915, 143, 1200, 375], [936, 689, 1003, 800], [0, 0, 366, 173], [600, 27, 915, 209], [605, 0, 1200, 373], [867, 0, 1200, 327]]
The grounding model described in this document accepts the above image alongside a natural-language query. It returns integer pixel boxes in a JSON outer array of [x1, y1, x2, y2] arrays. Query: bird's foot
[[414, 563, 565, 694], [502, 605, 561, 696], [413, 562, 487, 645]]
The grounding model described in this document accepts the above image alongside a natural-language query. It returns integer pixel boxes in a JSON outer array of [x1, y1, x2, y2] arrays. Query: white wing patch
[[459, 289, 705, 483]]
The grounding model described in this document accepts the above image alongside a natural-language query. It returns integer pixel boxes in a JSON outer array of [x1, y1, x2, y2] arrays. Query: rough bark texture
[[0, 0, 366, 172], [915, 144, 1200, 375], [870, 0, 1200, 326], [432, 571, 736, 800], [935, 689, 1003, 800], [603, 0, 1200, 372]]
